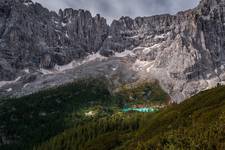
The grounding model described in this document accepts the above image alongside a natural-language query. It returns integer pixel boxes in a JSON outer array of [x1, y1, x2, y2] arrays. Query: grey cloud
[[33, 0, 199, 24]]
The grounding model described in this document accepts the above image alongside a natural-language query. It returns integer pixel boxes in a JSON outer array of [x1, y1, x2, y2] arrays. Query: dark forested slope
[[0, 78, 168, 150], [35, 85, 225, 150]]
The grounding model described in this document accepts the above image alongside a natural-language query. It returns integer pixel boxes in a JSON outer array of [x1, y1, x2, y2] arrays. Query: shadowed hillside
[[34, 85, 225, 150], [0, 78, 168, 150]]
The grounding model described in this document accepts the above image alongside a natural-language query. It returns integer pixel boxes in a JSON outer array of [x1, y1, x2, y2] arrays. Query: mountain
[[0, 0, 108, 78], [0, 0, 225, 102], [1, 0, 225, 149]]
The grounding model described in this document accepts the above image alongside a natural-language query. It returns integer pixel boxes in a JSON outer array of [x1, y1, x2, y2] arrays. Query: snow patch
[[114, 50, 135, 57], [128, 35, 139, 39], [215, 69, 218, 74], [0, 76, 21, 88], [133, 47, 145, 51], [133, 60, 153, 71], [112, 66, 118, 71], [6, 88, 12, 92], [154, 34, 166, 39], [62, 22, 67, 27], [65, 31, 69, 38], [142, 44, 161, 54], [200, 31, 206, 50], [205, 77, 221, 89], [40, 69, 55, 75], [23, 83, 29, 88], [55, 29, 61, 33], [54, 21, 59, 24], [54, 61, 77, 72], [23, 1, 33, 6], [24, 69, 30, 74], [40, 52, 107, 75], [85, 52, 107, 62]]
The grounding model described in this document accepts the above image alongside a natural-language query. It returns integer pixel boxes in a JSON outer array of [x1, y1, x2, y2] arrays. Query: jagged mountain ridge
[[0, 0, 225, 102], [0, 0, 108, 80]]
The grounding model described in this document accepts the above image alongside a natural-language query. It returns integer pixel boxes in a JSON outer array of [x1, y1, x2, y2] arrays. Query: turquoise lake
[[122, 107, 158, 113]]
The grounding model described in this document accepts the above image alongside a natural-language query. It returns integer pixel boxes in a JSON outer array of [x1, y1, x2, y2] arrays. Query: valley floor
[[0, 79, 225, 150]]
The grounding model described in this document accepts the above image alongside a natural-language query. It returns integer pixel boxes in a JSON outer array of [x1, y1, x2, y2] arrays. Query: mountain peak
[[199, 0, 225, 6], [0, 0, 225, 103]]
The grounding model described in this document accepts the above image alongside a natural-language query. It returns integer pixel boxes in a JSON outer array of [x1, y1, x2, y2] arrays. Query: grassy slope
[[35, 86, 225, 150], [125, 85, 225, 149], [118, 80, 170, 105]]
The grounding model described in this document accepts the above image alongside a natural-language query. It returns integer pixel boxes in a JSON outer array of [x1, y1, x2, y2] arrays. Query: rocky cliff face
[[0, 0, 225, 102], [100, 0, 225, 101], [0, 0, 108, 80]]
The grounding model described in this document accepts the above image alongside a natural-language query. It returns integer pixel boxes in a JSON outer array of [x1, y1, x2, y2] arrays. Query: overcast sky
[[33, 0, 199, 24]]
